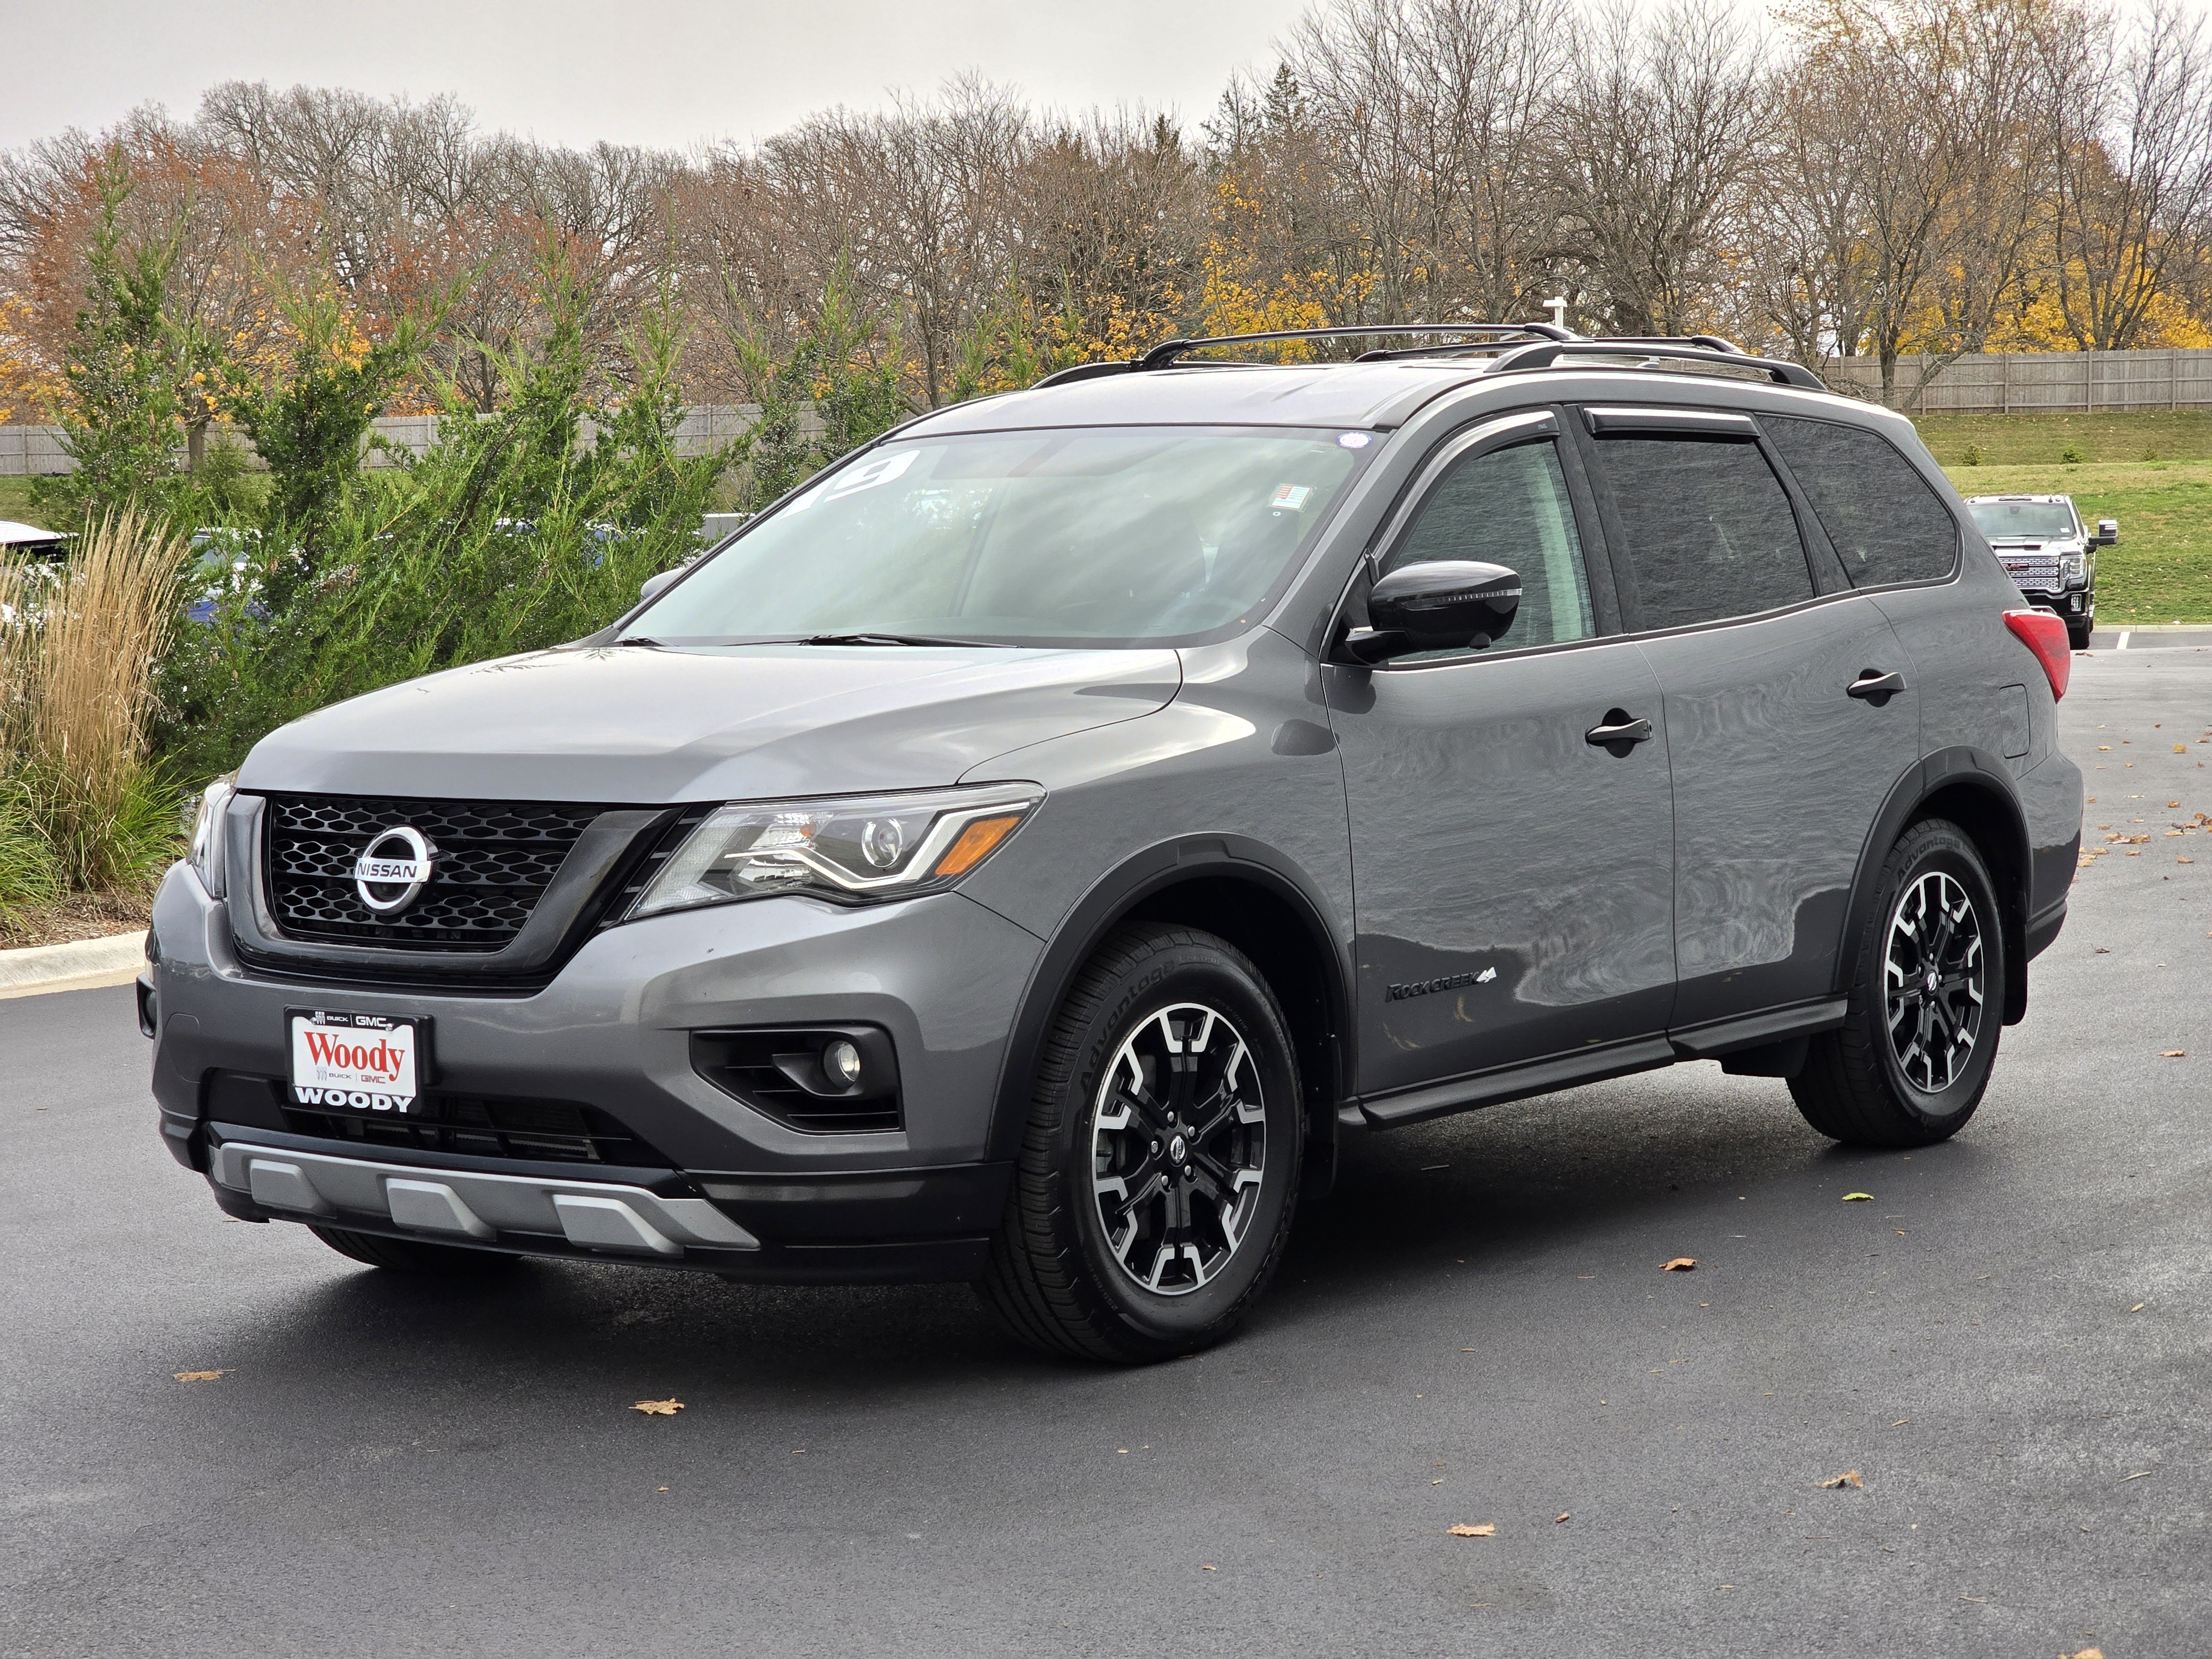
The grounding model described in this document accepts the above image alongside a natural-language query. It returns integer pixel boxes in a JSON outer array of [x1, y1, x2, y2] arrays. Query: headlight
[[188, 772, 238, 899], [2060, 552, 2088, 586], [627, 784, 1042, 919]]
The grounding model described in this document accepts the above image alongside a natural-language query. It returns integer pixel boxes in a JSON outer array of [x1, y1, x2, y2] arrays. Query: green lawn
[[0, 477, 44, 524], [1916, 410, 2212, 467]]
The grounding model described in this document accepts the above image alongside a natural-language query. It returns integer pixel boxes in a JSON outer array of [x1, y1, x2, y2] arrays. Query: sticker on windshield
[[1270, 484, 1313, 512], [782, 446, 917, 514]]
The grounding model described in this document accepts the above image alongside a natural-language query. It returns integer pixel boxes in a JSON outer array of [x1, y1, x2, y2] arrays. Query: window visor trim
[[1583, 406, 1756, 437]]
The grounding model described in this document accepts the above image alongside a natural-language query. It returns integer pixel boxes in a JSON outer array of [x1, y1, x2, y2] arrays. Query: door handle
[[1847, 669, 1908, 701], [1585, 712, 1654, 748]]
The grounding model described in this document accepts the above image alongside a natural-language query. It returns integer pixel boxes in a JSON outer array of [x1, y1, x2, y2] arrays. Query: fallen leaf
[[2169, 801, 2183, 808], [2098, 744, 2112, 750], [1447, 1522, 1497, 1537], [2130, 1303, 2146, 1312], [1661, 1257, 1697, 1271], [2121, 1470, 2153, 1481], [172, 1369, 229, 1383], [1201, 1563, 1217, 1572], [2177, 744, 2189, 752], [1819, 1469, 1864, 1489], [1891, 1418, 1910, 1426], [2161, 1050, 2186, 1058], [630, 1398, 685, 1416], [1842, 1192, 1874, 1202], [1556, 1512, 1571, 1524], [2065, 1648, 2105, 1659]]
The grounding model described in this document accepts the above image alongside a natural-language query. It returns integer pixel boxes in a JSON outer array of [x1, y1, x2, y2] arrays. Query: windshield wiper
[[614, 635, 667, 648], [797, 632, 1012, 649]]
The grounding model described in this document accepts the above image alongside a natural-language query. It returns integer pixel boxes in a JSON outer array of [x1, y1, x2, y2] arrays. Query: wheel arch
[[1840, 747, 2033, 1024], [983, 837, 1354, 1197]]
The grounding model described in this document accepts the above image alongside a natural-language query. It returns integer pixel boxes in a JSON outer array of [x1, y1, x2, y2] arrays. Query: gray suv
[[144, 326, 2084, 1362]]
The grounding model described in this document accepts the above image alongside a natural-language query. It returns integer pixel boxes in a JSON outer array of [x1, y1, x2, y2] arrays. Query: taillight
[[2004, 609, 2072, 701]]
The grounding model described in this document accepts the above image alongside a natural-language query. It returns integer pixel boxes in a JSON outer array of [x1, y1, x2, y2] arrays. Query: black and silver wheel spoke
[[1090, 1003, 1267, 1297], [1883, 870, 1985, 1093]]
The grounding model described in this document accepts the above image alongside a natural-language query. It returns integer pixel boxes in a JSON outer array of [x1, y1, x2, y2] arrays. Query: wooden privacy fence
[[0, 403, 785, 476], [1821, 348, 2212, 413], [8, 353, 2211, 474]]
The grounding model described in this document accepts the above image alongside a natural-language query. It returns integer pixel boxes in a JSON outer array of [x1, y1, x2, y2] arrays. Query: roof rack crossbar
[[1486, 340, 1824, 390], [1136, 321, 1575, 371]]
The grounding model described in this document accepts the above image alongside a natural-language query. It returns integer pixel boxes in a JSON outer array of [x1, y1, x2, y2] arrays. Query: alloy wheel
[[1089, 1002, 1267, 1296], [1884, 869, 1985, 1093]]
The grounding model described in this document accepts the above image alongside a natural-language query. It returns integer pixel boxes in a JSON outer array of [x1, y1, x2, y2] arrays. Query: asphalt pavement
[[4, 653, 2208, 1658]]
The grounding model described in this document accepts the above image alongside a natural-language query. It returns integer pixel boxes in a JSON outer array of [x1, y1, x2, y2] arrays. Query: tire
[[309, 1225, 520, 1274], [1791, 818, 2006, 1148], [980, 923, 1303, 1364]]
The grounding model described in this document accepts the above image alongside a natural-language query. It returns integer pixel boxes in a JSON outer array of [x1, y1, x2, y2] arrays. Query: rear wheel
[[1791, 818, 2005, 1147], [980, 923, 1302, 1363], [309, 1225, 519, 1274]]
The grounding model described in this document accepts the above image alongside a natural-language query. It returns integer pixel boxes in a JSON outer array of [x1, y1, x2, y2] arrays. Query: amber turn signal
[[932, 814, 1023, 877]]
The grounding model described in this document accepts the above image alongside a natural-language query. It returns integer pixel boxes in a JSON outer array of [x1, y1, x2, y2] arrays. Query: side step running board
[[1347, 998, 1852, 1130]]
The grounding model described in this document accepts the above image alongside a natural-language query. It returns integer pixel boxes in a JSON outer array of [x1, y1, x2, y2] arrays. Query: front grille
[[204, 1073, 672, 1167], [264, 795, 605, 952], [2000, 555, 2062, 589], [284, 1093, 671, 1165]]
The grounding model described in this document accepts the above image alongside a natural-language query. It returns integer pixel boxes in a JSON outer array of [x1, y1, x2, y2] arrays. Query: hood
[[239, 643, 1182, 802]]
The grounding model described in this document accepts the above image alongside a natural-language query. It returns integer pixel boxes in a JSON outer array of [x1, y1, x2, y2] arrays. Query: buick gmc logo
[[352, 825, 437, 915]]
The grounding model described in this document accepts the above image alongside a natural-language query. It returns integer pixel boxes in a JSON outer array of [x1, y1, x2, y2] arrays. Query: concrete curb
[[0, 931, 148, 1000]]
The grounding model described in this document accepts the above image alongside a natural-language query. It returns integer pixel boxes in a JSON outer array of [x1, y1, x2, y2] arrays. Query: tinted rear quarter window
[[1597, 436, 1815, 632], [1763, 415, 1959, 587]]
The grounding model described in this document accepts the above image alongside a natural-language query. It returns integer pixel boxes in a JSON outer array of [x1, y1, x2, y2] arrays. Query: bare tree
[[1284, 0, 1573, 326], [2044, 0, 2212, 349], [1551, 0, 1766, 336]]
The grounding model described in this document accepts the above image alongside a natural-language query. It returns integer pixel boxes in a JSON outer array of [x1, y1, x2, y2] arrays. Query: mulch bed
[[1, 891, 154, 950]]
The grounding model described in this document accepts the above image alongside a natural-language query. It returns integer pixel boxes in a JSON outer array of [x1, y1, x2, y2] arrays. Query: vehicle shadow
[[199, 1065, 1996, 1405]]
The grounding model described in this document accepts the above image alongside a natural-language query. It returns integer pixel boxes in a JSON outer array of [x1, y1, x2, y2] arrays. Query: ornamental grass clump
[[0, 510, 190, 911]]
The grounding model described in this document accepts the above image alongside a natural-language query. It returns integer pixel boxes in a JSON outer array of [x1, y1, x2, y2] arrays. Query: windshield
[[1968, 499, 2079, 541], [630, 425, 1370, 646]]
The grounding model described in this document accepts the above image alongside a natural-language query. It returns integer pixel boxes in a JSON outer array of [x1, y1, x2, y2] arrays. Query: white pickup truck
[[1961, 493, 2116, 651]]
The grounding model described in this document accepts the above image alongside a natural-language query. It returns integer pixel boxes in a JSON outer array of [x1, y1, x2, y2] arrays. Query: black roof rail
[[1594, 333, 1746, 354], [1138, 321, 1577, 371], [1486, 338, 1825, 390]]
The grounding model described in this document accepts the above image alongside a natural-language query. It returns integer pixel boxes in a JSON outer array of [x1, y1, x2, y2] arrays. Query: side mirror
[[1343, 560, 1522, 664], [2090, 519, 2117, 546], [639, 567, 684, 604]]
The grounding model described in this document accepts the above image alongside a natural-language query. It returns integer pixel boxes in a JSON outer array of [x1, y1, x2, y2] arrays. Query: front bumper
[[147, 862, 1044, 1280], [2012, 583, 2091, 619]]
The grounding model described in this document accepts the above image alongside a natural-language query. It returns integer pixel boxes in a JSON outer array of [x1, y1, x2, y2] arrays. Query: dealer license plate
[[286, 1009, 425, 1113]]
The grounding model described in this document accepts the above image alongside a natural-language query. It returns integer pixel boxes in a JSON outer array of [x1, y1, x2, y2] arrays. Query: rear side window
[[1596, 437, 1815, 632], [1383, 439, 1594, 650], [1764, 415, 1959, 587]]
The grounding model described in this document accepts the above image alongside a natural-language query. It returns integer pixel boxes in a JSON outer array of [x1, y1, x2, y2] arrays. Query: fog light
[[823, 1038, 862, 1089]]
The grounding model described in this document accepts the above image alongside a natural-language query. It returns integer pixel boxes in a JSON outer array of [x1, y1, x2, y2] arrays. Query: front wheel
[[980, 923, 1303, 1363], [1791, 818, 2006, 1147]]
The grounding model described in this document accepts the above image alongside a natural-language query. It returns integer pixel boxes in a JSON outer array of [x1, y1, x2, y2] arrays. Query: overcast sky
[[2, 0, 1316, 154]]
